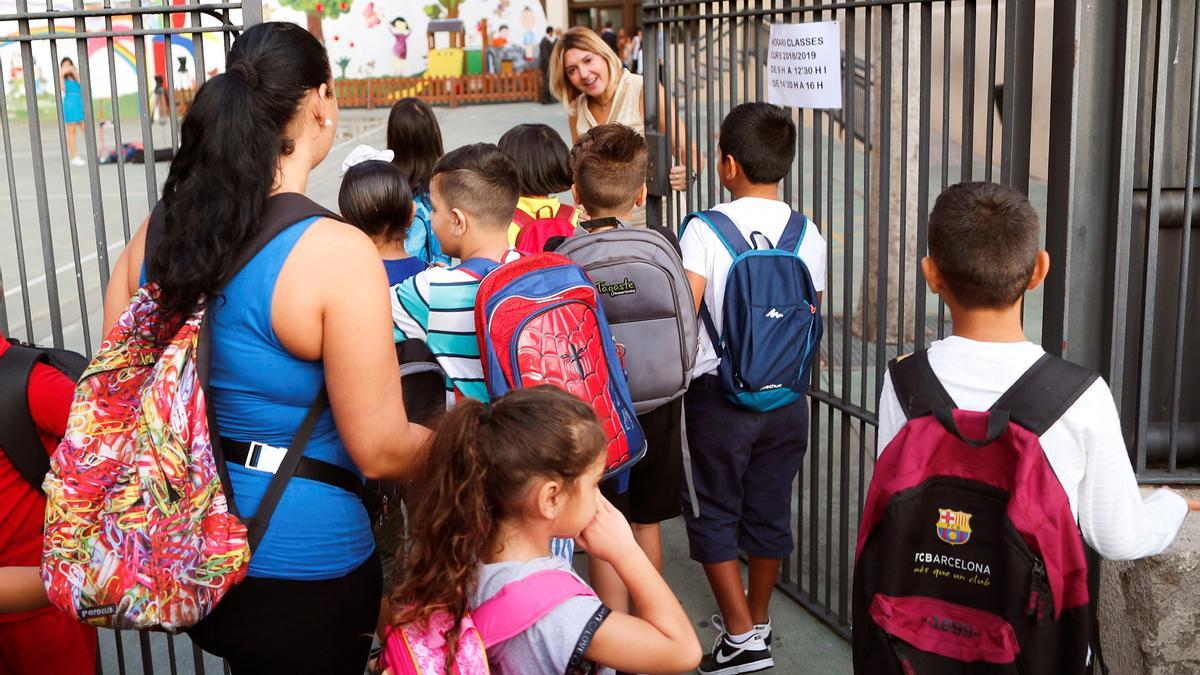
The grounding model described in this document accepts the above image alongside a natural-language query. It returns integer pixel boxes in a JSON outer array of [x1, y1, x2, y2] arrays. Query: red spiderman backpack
[[462, 253, 645, 477], [853, 350, 1108, 674], [512, 204, 576, 256]]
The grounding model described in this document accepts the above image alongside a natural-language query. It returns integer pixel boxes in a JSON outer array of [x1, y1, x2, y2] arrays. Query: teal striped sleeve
[[391, 276, 431, 341]]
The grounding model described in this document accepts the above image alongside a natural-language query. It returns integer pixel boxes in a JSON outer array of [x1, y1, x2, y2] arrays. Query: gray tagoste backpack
[[555, 223, 698, 413]]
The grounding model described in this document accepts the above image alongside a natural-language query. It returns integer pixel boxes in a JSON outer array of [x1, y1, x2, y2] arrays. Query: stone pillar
[[1097, 487, 1200, 673]]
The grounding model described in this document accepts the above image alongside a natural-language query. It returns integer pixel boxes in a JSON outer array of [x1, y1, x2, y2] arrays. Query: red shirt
[[0, 332, 75, 623]]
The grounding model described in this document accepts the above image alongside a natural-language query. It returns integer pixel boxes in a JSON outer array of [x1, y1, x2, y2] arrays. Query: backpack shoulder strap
[[0, 343, 53, 491], [888, 350, 957, 420], [145, 193, 341, 285], [687, 210, 751, 257], [555, 204, 576, 223], [457, 257, 501, 280], [472, 569, 596, 648], [512, 208, 535, 229], [989, 353, 1099, 436], [775, 211, 808, 253]]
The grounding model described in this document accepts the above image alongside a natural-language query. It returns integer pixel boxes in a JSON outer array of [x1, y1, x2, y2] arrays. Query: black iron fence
[[642, 0, 1198, 641], [0, 0, 252, 671], [1043, 0, 1200, 484]]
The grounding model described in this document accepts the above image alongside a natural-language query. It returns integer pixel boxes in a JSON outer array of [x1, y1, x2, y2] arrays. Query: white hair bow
[[341, 144, 395, 176]]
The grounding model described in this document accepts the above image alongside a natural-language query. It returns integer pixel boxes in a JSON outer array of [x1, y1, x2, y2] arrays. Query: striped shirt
[[390, 249, 522, 402]]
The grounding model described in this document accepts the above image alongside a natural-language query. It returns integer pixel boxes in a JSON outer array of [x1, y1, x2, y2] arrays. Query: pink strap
[[472, 569, 596, 648], [555, 204, 576, 222]]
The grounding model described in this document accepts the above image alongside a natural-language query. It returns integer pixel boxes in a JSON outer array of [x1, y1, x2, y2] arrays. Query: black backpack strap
[[148, 194, 343, 531], [242, 387, 331, 552], [1084, 543, 1110, 674], [0, 343, 53, 491], [887, 349, 957, 420], [989, 354, 1098, 436], [145, 193, 340, 285]]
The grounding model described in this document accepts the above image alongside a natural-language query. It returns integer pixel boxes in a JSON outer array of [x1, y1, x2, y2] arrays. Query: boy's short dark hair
[[718, 102, 796, 184], [432, 143, 520, 228], [928, 181, 1040, 309], [338, 160, 414, 243], [498, 124, 573, 196], [569, 123, 647, 215]]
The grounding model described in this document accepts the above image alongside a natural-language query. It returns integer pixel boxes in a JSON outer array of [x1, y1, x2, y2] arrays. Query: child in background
[[339, 147, 425, 286], [387, 97, 451, 265], [0, 328, 97, 674], [497, 123, 578, 248], [680, 102, 827, 675], [389, 386, 701, 675], [390, 143, 523, 403], [876, 182, 1199, 555]]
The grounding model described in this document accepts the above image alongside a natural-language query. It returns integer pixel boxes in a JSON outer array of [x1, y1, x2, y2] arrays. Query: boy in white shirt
[[876, 181, 1198, 561], [679, 102, 827, 675]]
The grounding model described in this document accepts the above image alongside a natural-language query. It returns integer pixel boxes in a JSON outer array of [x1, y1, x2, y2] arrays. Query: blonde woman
[[549, 26, 693, 225]]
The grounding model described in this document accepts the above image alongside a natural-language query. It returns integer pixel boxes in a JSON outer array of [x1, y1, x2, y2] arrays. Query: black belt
[[223, 440, 364, 500]]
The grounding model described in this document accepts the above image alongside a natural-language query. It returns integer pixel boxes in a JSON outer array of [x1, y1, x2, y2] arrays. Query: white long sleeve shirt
[[876, 336, 1188, 560]]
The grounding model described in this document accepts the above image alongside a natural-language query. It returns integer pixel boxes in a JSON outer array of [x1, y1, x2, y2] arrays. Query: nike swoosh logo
[[714, 647, 747, 664]]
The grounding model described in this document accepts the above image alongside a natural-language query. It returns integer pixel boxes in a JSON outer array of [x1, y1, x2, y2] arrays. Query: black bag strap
[[1084, 543, 1110, 674], [0, 342, 53, 490], [989, 354, 1098, 436], [145, 192, 340, 284], [145, 193, 343, 541], [887, 350, 956, 420], [243, 387, 331, 551]]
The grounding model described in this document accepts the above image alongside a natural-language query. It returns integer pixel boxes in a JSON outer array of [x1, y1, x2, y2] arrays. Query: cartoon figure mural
[[265, 0, 549, 78], [520, 6, 536, 60], [389, 16, 410, 73]]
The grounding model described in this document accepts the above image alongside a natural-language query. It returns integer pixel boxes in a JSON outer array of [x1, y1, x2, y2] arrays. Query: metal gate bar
[[643, 0, 1040, 639]]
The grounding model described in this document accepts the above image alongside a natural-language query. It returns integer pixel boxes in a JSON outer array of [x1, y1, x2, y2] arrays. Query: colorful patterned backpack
[[41, 194, 341, 631], [382, 569, 595, 675], [464, 253, 645, 477]]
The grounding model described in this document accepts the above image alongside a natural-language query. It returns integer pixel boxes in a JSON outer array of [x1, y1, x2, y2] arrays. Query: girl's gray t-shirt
[[471, 556, 612, 675]]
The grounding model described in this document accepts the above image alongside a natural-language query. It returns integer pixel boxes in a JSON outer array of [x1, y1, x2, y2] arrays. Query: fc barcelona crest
[[935, 508, 972, 546]]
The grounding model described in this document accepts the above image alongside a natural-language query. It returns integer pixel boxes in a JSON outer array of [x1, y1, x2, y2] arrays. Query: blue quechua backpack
[[685, 209, 823, 412]]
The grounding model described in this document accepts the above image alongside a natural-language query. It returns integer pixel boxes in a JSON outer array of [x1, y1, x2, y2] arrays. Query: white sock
[[756, 619, 771, 632], [727, 629, 757, 644]]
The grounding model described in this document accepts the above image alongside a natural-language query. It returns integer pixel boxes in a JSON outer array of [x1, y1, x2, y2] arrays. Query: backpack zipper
[[1026, 560, 1048, 625]]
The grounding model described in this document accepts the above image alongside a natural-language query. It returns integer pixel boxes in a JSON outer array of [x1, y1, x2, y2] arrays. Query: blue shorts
[[682, 374, 808, 564]]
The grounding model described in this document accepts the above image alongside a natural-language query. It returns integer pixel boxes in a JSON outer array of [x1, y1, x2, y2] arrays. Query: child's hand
[[576, 495, 638, 564]]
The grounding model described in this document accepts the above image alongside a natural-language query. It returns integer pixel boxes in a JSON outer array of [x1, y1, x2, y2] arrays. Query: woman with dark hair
[[497, 123, 577, 245], [386, 97, 449, 264], [101, 22, 430, 673]]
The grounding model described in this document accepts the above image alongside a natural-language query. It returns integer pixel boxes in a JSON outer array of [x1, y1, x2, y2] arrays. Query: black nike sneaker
[[698, 615, 774, 675]]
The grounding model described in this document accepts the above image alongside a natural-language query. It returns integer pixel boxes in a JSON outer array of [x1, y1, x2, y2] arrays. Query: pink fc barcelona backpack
[[382, 569, 595, 674], [853, 350, 1108, 674]]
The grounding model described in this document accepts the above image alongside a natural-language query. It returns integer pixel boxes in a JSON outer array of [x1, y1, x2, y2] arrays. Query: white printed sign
[[766, 21, 842, 109]]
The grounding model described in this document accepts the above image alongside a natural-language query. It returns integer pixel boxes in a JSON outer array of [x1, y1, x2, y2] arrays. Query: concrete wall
[[1098, 488, 1200, 674]]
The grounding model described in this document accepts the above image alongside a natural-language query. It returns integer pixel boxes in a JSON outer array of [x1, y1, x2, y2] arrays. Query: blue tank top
[[206, 218, 374, 579]]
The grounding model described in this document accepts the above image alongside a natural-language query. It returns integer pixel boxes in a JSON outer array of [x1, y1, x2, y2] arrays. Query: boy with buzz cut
[[390, 143, 523, 403], [556, 123, 688, 618], [877, 181, 1198, 558], [680, 102, 826, 675]]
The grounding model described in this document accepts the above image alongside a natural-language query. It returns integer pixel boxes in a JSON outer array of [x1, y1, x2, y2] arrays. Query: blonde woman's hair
[[548, 26, 623, 111]]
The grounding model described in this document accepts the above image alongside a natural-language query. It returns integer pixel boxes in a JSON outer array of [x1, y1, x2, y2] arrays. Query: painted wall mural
[[264, 0, 550, 78]]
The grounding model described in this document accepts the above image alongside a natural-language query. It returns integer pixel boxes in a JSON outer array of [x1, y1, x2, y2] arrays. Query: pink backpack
[[512, 204, 576, 255], [383, 569, 595, 675]]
